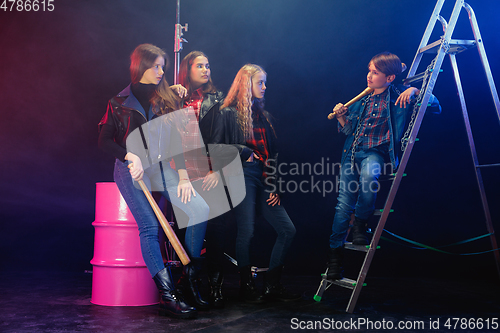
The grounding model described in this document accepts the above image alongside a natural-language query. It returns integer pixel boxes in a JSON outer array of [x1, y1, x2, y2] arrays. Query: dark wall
[[1, 0, 499, 279]]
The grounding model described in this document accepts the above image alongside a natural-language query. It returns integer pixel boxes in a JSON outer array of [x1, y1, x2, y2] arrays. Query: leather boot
[[176, 257, 210, 310], [326, 247, 343, 280], [352, 217, 369, 245], [207, 270, 225, 309], [152, 267, 197, 319], [263, 266, 301, 302], [239, 265, 264, 303]]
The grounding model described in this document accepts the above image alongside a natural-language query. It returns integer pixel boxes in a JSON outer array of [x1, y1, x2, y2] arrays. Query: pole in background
[[162, 0, 189, 266], [174, 0, 188, 85]]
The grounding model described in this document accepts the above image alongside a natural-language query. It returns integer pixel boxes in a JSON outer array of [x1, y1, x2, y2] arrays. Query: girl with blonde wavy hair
[[222, 64, 265, 141], [216, 64, 300, 303]]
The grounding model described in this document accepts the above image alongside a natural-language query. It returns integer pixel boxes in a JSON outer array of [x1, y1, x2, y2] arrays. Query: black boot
[[177, 257, 210, 310], [352, 217, 369, 245], [239, 265, 264, 303], [153, 267, 197, 319], [263, 266, 301, 302], [207, 270, 225, 309], [326, 247, 343, 280]]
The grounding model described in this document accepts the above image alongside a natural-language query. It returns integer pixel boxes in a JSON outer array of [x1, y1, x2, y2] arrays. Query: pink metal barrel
[[90, 182, 159, 306]]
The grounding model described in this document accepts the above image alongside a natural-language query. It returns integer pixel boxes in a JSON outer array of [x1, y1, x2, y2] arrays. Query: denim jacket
[[339, 84, 441, 170]]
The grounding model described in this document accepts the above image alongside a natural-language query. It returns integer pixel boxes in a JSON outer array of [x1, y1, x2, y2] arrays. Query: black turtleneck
[[131, 82, 156, 120]]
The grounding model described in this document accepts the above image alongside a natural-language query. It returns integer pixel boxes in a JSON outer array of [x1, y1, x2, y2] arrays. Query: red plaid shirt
[[180, 89, 211, 181], [247, 109, 270, 177], [356, 89, 390, 150]]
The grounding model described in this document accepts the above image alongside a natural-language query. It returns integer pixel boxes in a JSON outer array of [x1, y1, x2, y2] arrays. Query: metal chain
[[349, 85, 401, 168], [401, 36, 450, 152], [400, 65, 431, 152], [349, 83, 404, 168], [349, 94, 372, 169]]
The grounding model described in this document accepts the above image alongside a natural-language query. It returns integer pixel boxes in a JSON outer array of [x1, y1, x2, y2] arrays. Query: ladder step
[[344, 242, 381, 252], [380, 173, 407, 182], [419, 39, 476, 55], [404, 72, 426, 85], [344, 242, 370, 252], [476, 163, 500, 169], [404, 71, 442, 85], [373, 209, 393, 215], [329, 277, 366, 290]]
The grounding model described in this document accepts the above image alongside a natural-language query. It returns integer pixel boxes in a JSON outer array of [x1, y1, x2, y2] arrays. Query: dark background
[[1, 0, 499, 281]]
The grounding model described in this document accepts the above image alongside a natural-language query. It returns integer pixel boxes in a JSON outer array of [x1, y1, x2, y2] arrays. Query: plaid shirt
[[247, 109, 270, 177], [180, 89, 211, 181], [355, 89, 390, 150]]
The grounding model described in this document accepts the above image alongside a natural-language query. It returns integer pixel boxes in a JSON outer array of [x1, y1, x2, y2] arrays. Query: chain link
[[349, 93, 372, 169], [400, 36, 450, 152], [349, 84, 405, 168], [349, 85, 403, 168]]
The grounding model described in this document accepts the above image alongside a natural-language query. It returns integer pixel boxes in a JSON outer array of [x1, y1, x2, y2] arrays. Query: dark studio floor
[[1, 268, 499, 333]]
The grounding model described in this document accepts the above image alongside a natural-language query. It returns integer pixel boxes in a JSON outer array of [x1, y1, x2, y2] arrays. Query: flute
[[327, 87, 374, 120]]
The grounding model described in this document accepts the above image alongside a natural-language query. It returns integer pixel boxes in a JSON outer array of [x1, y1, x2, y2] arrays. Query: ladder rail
[[463, 3, 500, 125], [442, 0, 466, 47], [441, 4, 499, 264], [407, 0, 446, 79], [449, 51, 500, 277]]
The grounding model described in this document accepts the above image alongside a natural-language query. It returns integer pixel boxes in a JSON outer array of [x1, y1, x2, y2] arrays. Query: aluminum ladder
[[314, 0, 500, 313]]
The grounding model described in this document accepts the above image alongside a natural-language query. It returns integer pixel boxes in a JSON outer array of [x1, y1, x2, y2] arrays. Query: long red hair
[[220, 64, 266, 141]]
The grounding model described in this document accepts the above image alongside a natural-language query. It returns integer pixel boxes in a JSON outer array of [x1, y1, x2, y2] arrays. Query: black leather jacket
[[182, 91, 224, 145], [98, 85, 149, 161], [98, 85, 185, 169], [213, 106, 281, 193]]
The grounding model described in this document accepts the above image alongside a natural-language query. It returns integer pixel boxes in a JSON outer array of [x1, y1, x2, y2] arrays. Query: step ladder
[[315, 0, 500, 313]]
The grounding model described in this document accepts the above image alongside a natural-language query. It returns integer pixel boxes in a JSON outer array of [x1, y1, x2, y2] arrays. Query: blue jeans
[[113, 159, 209, 277], [329, 149, 385, 249], [234, 160, 296, 271]]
